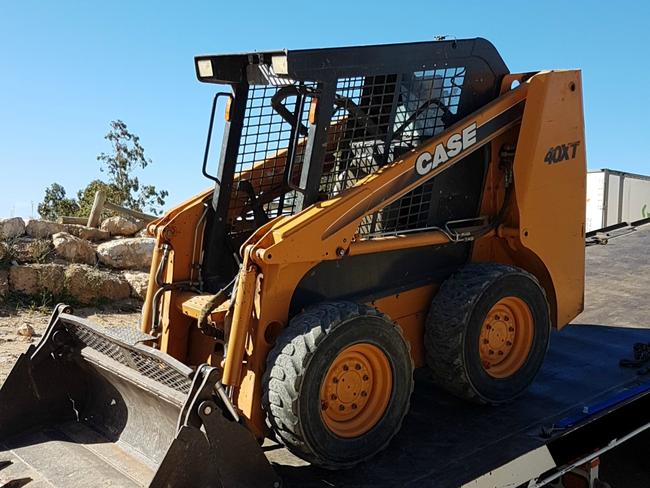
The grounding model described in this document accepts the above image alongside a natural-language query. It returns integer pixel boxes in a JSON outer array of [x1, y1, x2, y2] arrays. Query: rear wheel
[[262, 302, 413, 468], [424, 263, 551, 404]]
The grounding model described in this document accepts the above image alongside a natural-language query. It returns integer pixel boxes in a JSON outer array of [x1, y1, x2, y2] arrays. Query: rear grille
[[64, 319, 192, 395]]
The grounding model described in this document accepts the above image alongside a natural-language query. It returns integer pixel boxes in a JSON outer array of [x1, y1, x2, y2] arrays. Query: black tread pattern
[[262, 301, 412, 468], [424, 262, 547, 404]]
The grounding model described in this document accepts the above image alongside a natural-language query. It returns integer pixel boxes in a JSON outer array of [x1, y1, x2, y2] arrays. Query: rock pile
[[0, 216, 154, 305]]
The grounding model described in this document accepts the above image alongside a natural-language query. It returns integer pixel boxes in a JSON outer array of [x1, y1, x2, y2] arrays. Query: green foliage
[[75, 180, 124, 218], [97, 120, 168, 215], [37, 183, 80, 221], [37, 120, 168, 220]]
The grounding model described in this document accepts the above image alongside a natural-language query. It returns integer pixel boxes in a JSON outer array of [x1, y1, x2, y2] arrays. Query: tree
[[97, 120, 168, 215], [75, 179, 124, 217], [37, 120, 168, 220], [37, 183, 80, 221]]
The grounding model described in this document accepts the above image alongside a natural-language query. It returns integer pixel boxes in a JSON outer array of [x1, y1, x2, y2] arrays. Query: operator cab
[[194, 39, 509, 291]]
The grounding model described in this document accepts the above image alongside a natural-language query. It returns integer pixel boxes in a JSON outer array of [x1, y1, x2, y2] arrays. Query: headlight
[[197, 59, 214, 78]]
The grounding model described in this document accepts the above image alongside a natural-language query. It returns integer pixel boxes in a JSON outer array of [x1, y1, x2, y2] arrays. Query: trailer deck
[[269, 224, 650, 487]]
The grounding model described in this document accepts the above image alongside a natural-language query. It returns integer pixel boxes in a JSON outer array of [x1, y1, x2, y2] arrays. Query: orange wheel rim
[[319, 343, 392, 438], [479, 296, 534, 379]]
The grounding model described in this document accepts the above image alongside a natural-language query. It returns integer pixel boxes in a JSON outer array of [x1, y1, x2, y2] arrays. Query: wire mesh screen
[[318, 67, 466, 238], [228, 84, 311, 238], [319, 75, 398, 196], [65, 319, 192, 394], [225, 66, 465, 240]]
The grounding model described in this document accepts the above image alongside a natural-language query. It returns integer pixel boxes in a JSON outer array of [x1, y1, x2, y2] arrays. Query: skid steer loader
[[0, 38, 586, 486]]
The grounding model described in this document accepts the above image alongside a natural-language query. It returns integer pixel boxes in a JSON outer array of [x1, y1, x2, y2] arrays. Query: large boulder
[[9, 263, 66, 295], [100, 216, 142, 237], [65, 224, 110, 242], [25, 219, 67, 238], [0, 269, 8, 298], [64, 264, 131, 304], [4, 238, 52, 264], [96, 238, 155, 270], [123, 271, 149, 299], [0, 217, 25, 239], [52, 232, 96, 265]]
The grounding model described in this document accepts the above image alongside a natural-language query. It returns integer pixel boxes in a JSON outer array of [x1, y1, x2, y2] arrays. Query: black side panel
[[381, 148, 488, 234], [291, 146, 488, 313], [290, 243, 469, 314], [425, 149, 487, 227]]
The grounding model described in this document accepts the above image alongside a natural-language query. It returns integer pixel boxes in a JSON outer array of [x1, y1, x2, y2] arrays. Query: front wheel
[[262, 302, 413, 469]]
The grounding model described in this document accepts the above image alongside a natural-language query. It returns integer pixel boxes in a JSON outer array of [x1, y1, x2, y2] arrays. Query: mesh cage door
[[227, 83, 313, 242]]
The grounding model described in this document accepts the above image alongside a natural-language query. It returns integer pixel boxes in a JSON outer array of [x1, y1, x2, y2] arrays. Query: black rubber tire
[[424, 263, 551, 404], [262, 301, 413, 469]]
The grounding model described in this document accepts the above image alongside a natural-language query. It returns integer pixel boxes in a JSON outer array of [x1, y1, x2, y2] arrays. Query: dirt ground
[[0, 302, 142, 383]]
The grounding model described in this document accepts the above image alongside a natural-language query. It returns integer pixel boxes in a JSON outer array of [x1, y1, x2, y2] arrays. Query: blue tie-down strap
[[555, 381, 650, 430]]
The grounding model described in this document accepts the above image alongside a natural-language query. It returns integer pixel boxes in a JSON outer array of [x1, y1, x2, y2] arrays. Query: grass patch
[[4, 290, 81, 314], [0, 238, 19, 269], [26, 239, 54, 263]]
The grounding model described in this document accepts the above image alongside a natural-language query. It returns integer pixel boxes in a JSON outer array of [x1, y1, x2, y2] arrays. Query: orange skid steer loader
[[0, 38, 585, 486]]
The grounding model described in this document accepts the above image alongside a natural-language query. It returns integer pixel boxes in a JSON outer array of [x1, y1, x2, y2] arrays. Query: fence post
[[102, 201, 157, 223], [87, 190, 107, 228]]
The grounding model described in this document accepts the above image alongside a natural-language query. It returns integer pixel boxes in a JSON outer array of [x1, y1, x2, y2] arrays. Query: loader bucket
[[0, 304, 280, 488]]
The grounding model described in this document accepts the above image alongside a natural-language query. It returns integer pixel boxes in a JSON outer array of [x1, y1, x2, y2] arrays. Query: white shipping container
[[586, 169, 650, 232]]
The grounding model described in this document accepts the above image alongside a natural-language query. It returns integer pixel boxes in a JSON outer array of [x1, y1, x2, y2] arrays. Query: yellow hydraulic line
[[348, 230, 451, 256], [222, 246, 257, 386], [141, 238, 164, 333]]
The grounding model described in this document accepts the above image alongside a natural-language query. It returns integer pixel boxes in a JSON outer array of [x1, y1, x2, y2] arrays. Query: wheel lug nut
[[498, 351, 504, 356], [321, 402, 328, 410], [343, 364, 349, 371], [506, 341, 512, 346], [355, 364, 361, 370], [509, 327, 514, 332], [363, 375, 369, 381], [361, 391, 367, 397], [351, 403, 357, 410], [483, 339, 489, 344], [495, 315, 500, 320], [504, 316, 510, 321], [489, 350, 494, 355], [330, 394, 337, 400], [339, 405, 345, 411], [333, 377, 338, 384]]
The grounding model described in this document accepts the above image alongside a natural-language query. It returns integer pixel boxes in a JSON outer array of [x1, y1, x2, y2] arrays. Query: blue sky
[[1, 0, 649, 218]]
